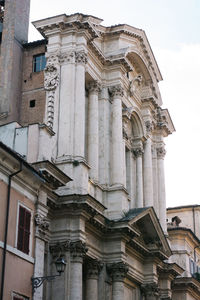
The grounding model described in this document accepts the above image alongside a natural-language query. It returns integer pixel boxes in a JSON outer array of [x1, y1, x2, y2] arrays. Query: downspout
[[0, 162, 22, 300]]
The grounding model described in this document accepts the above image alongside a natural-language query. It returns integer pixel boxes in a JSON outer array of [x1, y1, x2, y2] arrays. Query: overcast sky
[[29, 0, 200, 208]]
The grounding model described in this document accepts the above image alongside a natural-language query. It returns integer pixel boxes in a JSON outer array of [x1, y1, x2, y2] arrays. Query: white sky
[[29, 0, 200, 208]]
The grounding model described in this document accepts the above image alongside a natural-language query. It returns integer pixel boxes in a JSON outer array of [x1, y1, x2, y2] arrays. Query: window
[[33, 54, 46, 72], [17, 205, 31, 255], [29, 99, 36, 108]]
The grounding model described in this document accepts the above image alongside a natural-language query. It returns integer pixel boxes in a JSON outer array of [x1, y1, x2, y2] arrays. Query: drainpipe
[[0, 162, 22, 300]]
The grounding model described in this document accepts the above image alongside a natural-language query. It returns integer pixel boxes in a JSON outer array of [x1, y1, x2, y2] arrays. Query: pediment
[[120, 207, 171, 257]]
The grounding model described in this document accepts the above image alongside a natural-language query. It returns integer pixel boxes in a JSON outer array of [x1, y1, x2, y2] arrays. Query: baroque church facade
[[1, 1, 200, 300]]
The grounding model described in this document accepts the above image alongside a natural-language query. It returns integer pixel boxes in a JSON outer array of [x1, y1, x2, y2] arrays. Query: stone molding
[[157, 146, 166, 159], [109, 84, 124, 99], [75, 50, 88, 65], [59, 51, 76, 64], [85, 258, 103, 280], [88, 80, 101, 94], [107, 262, 129, 282], [141, 282, 159, 297]]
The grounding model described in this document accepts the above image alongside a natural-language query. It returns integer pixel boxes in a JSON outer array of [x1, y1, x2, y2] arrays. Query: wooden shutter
[[13, 296, 24, 300], [17, 206, 31, 254]]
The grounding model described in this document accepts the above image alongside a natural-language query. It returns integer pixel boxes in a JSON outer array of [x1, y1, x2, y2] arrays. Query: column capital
[[34, 213, 49, 240], [88, 80, 101, 94], [85, 258, 103, 279], [107, 262, 129, 282], [132, 146, 144, 157], [70, 240, 88, 262], [157, 146, 166, 159], [109, 84, 124, 99], [59, 50, 76, 64], [75, 50, 88, 65], [141, 282, 159, 297], [49, 240, 70, 258]]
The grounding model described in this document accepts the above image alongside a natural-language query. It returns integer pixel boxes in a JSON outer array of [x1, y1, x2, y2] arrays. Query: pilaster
[[143, 121, 154, 207], [74, 50, 88, 158], [87, 80, 101, 182], [109, 84, 124, 187], [157, 145, 167, 233], [58, 50, 76, 157]]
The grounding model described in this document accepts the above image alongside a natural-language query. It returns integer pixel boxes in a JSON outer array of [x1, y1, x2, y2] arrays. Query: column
[[99, 87, 110, 185], [152, 145, 159, 216], [110, 85, 124, 186], [143, 138, 154, 207], [74, 50, 87, 158], [87, 81, 101, 182], [157, 146, 167, 233], [58, 50, 76, 157], [141, 283, 159, 300], [85, 259, 102, 300], [33, 211, 49, 300], [70, 241, 87, 300], [107, 262, 129, 300], [133, 146, 144, 208]]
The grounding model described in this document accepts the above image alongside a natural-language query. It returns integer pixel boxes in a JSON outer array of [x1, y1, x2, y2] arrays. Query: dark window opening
[[33, 54, 46, 72], [29, 99, 35, 108], [17, 206, 31, 255]]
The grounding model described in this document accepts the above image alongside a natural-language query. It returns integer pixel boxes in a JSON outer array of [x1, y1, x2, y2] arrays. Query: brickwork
[[20, 43, 46, 125], [0, 0, 30, 124]]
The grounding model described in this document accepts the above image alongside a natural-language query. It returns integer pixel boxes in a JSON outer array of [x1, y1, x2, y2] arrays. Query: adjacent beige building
[[1, 1, 200, 299]]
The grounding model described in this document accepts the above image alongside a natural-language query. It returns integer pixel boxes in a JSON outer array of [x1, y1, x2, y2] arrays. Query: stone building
[[1, 1, 196, 300], [167, 206, 200, 299]]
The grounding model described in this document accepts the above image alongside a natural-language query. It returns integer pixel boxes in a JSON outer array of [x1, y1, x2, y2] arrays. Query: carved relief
[[145, 120, 153, 135], [109, 84, 124, 100], [75, 51, 88, 65], [44, 65, 59, 91], [44, 63, 60, 129], [155, 107, 167, 129], [129, 75, 142, 97], [107, 262, 129, 282]]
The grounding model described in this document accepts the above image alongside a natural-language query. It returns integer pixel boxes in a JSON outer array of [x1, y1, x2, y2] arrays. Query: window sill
[[0, 240, 34, 264]]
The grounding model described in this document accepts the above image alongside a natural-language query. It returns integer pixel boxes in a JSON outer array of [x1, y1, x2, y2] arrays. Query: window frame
[[15, 202, 33, 257], [33, 53, 46, 73], [12, 292, 29, 300]]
